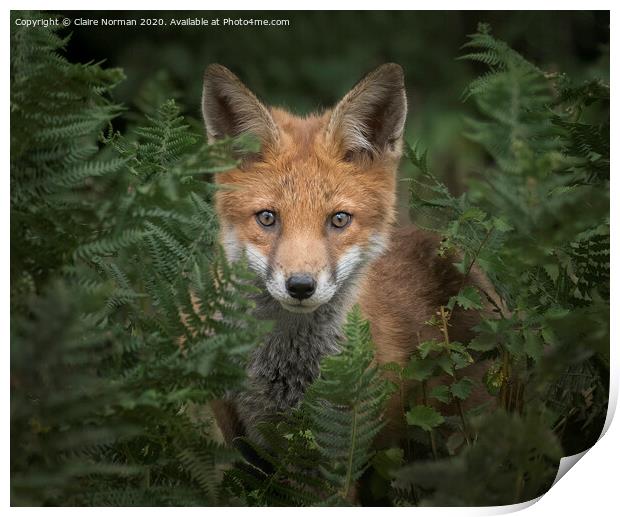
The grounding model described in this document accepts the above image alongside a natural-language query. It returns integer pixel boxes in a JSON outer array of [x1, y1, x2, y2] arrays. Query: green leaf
[[543, 264, 560, 283], [455, 286, 483, 310], [451, 377, 475, 400], [372, 447, 404, 479], [492, 216, 513, 232], [406, 405, 445, 431], [483, 361, 505, 396], [468, 333, 497, 352], [461, 207, 487, 222], [436, 355, 454, 376], [418, 340, 444, 359], [448, 341, 468, 354], [403, 356, 435, 381], [504, 332, 525, 356], [451, 351, 472, 370], [524, 331, 544, 361], [429, 385, 452, 404]]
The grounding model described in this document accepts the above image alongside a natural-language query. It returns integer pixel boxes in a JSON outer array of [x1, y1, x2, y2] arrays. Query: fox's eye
[[256, 210, 276, 227], [330, 212, 352, 229]]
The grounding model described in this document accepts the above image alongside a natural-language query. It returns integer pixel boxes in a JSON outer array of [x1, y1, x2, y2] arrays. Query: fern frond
[[303, 306, 391, 499]]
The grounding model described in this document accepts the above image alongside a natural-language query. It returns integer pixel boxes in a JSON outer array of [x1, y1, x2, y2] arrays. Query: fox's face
[[202, 64, 407, 313]]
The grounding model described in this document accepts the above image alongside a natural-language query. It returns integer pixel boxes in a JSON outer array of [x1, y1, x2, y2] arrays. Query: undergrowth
[[10, 15, 609, 506]]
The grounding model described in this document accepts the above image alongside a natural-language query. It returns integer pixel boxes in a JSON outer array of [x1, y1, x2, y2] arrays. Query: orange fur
[[202, 64, 496, 449], [215, 108, 398, 275]]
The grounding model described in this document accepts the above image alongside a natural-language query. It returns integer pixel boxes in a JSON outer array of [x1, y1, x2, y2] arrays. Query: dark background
[[59, 10, 609, 198]]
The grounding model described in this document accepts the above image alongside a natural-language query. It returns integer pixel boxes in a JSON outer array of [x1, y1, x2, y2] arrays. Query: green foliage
[[452, 285, 483, 311], [11, 16, 608, 508], [222, 417, 329, 506], [304, 306, 391, 500], [10, 283, 137, 506], [11, 16, 268, 506], [394, 410, 562, 506], [459, 23, 555, 173], [10, 11, 125, 293], [406, 406, 444, 432], [400, 23, 609, 504]]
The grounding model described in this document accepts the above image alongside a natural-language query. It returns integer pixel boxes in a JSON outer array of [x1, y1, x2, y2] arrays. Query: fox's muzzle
[[285, 274, 317, 300]]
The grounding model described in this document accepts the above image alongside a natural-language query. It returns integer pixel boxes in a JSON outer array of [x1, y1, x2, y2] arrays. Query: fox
[[201, 63, 498, 450]]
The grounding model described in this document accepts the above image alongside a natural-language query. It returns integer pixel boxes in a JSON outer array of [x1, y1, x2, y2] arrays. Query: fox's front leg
[[209, 393, 281, 475], [235, 373, 308, 445], [210, 398, 245, 445], [210, 375, 305, 447]]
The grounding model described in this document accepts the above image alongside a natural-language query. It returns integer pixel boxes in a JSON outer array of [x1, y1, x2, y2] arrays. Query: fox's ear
[[326, 63, 407, 161], [202, 64, 279, 148]]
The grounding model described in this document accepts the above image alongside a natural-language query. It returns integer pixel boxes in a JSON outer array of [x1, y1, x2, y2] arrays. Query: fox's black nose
[[286, 274, 316, 300]]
